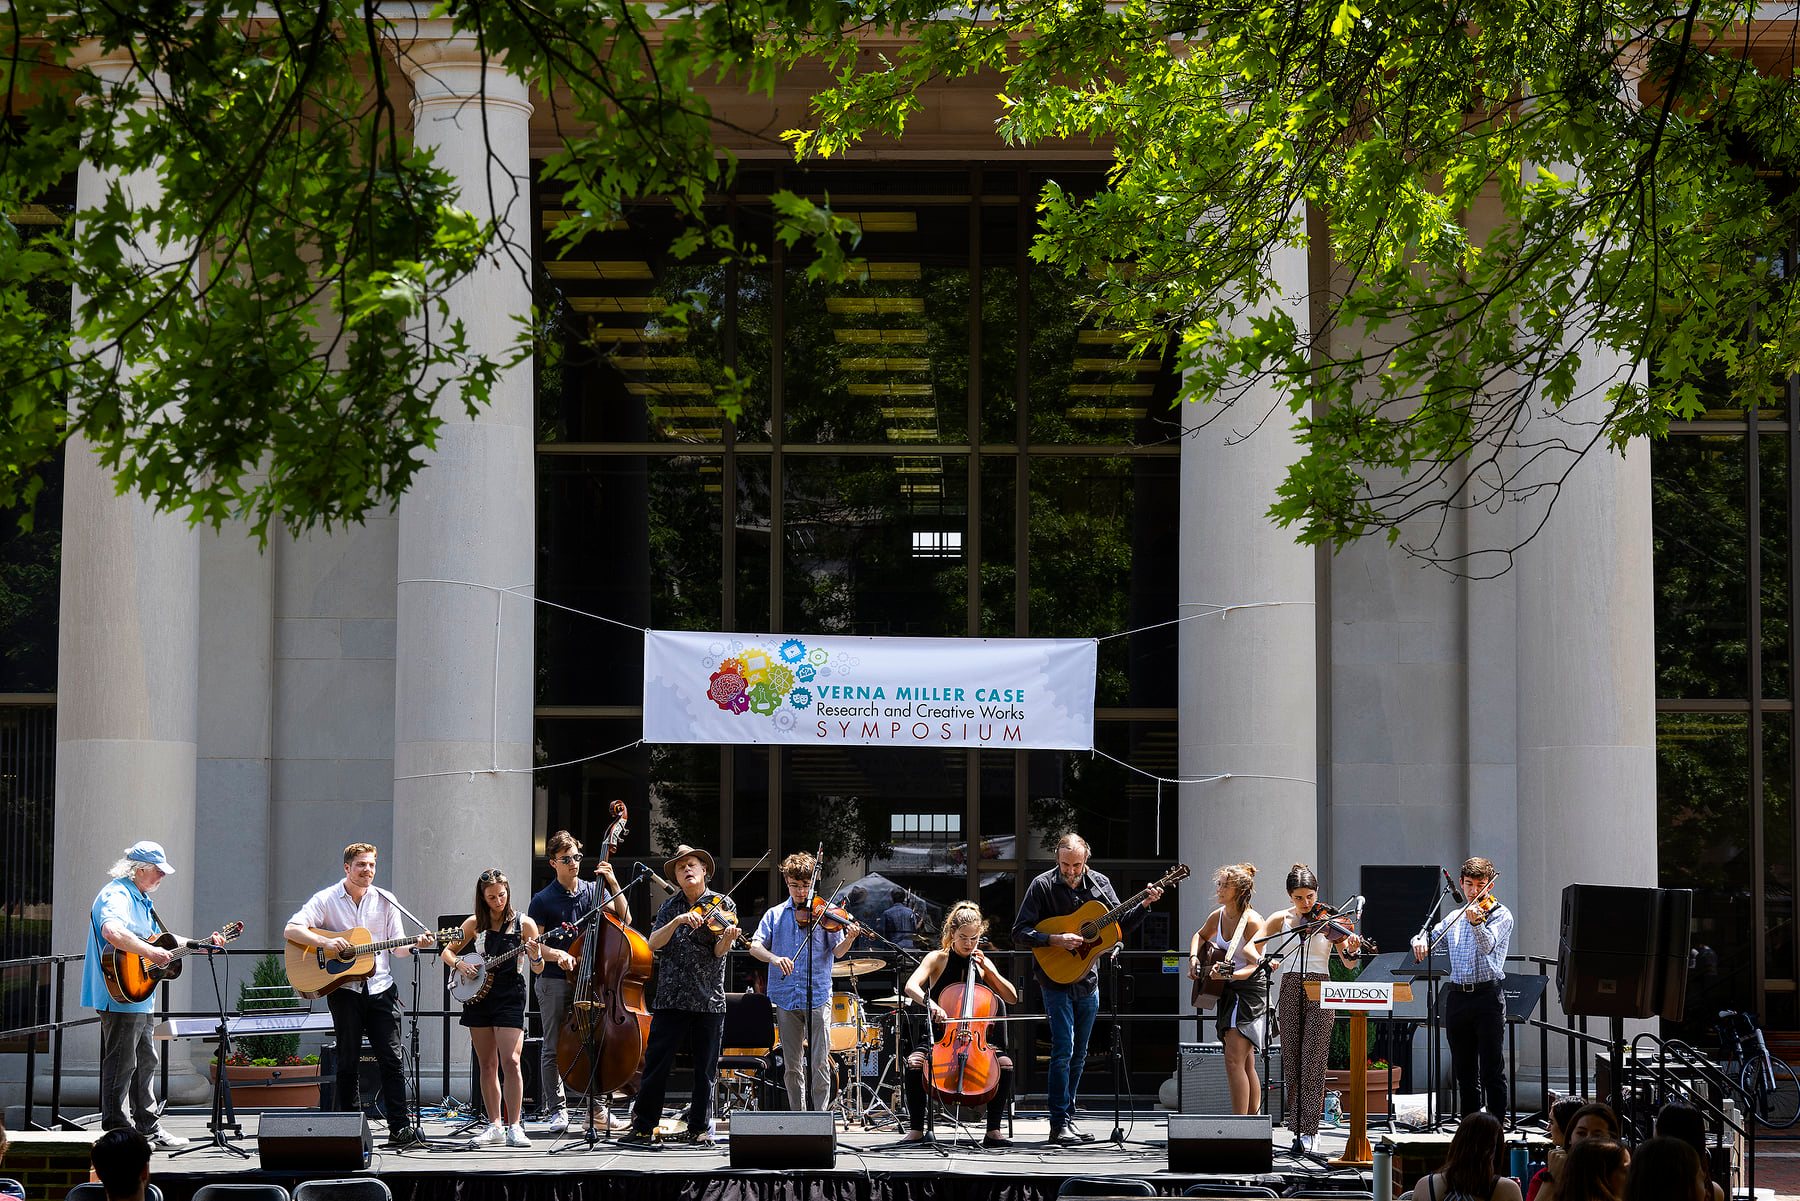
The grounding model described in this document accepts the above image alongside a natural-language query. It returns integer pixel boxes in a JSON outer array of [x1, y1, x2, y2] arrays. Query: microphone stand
[[1106, 943, 1129, 1146], [172, 945, 247, 1159]]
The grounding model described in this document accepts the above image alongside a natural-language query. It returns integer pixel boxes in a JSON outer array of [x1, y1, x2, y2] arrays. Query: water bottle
[[1510, 1141, 1531, 1184], [1324, 1090, 1343, 1126]]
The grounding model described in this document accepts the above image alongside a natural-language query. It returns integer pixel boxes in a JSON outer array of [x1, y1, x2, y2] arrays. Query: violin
[[687, 894, 749, 944], [1305, 903, 1377, 952], [793, 895, 866, 935], [1464, 891, 1499, 925]]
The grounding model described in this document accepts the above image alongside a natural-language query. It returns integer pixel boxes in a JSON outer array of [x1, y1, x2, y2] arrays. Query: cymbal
[[831, 958, 883, 978], [864, 993, 905, 1006]]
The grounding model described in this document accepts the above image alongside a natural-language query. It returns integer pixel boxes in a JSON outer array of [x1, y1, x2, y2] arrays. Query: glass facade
[[1653, 224, 1800, 1039], [532, 164, 1185, 1093]]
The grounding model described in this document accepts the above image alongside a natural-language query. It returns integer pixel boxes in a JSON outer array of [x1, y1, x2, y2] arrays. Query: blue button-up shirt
[[1423, 903, 1514, 984], [753, 900, 847, 1013], [83, 877, 157, 1013]]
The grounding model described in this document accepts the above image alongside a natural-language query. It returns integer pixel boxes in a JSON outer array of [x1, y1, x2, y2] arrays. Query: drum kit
[[827, 957, 904, 1127]]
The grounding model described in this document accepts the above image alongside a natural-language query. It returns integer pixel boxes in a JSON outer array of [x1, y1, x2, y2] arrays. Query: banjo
[[447, 924, 569, 1005]]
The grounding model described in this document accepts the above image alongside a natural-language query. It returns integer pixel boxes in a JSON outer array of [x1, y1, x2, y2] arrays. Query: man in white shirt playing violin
[[284, 843, 436, 1147]]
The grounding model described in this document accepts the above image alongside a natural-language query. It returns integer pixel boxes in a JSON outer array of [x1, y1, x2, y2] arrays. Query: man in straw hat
[[619, 845, 740, 1148]]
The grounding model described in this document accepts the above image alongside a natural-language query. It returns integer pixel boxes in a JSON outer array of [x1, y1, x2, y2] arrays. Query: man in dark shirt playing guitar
[[1012, 833, 1166, 1147]]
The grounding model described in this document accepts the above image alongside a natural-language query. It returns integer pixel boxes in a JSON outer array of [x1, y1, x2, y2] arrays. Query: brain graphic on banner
[[644, 630, 1097, 750]]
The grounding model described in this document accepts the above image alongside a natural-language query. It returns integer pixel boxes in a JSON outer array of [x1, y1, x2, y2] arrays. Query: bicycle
[[1716, 1009, 1800, 1129]]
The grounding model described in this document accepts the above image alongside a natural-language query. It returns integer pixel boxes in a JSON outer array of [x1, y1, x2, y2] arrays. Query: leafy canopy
[[2, 0, 1796, 558]]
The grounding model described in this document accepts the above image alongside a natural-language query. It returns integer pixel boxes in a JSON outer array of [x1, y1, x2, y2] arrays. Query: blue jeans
[[1043, 986, 1099, 1129]]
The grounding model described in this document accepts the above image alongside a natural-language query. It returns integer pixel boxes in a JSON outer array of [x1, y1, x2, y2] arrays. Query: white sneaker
[[472, 1122, 505, 1147], [1299, 1133, 1315, 1152], [505, 1123, 531, 1148], [544, 1110, 569, 1134], [143, 1127, 188, 1150]]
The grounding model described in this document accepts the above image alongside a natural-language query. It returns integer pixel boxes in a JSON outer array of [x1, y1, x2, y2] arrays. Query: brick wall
[[1, 1130, 99, 1201]]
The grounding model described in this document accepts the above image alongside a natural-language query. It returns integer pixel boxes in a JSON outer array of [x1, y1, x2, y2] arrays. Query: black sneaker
[[617, 1128, 658, 1148], [385, 1125, 424, 1149]]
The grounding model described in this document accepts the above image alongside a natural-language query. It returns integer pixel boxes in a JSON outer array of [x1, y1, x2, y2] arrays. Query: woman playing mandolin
[[901, 902, 1020, 1147], [1188, 862, 1268, 1116], [441, 869, 557, 1149]]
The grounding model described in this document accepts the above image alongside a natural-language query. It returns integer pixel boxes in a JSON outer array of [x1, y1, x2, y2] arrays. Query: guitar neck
[[357, 935, 423, 956]]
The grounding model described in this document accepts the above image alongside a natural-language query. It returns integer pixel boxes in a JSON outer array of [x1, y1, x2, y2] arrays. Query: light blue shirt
[[1423, 903, 1514, 984], [753, 900, 847, 1013], [83, 877, 158, 1013]]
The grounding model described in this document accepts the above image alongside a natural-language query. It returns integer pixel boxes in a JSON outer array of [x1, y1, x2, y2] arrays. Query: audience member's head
[[1568, 1103, 1622, 1144], [1653, 1105, 1714, 1182], [1623, 1137, 1708, 1201], [1443, 1112, 1508, 1194], [91, 1129, 151, 1201], [1560, 1138, 1631, 1201], [1, 1112, 9, 1164], [1550, 1097, 1586, 1146]]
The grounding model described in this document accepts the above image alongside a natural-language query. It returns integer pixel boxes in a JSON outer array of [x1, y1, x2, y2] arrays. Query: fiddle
[[1464, 890, 1499, 925], [793, 895, 867, 936], [1305, 903, 1377, 952], [687, 894, 749, 944]]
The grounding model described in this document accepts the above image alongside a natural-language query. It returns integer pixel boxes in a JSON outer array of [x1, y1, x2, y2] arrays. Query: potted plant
[[210, 954, 322, 1108]]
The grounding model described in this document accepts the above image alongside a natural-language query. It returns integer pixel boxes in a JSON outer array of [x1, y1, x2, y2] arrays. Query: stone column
[[48, 43, 206, 1105], [1177, 239, 1319, 941], [390, 34, 536, 1002], [1514, 345, 1657, 1008]]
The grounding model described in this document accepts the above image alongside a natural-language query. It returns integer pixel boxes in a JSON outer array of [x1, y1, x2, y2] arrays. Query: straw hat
[[663, 844, 715, 879]]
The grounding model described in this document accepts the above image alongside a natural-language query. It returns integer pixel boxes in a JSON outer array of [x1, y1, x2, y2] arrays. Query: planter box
[[1324, 1066, 1399, 1115], [209, 1063, 323, 1109]]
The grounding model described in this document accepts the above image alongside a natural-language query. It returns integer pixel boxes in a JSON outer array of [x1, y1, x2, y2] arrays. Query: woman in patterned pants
[[1262, 864, 1362, 1153]]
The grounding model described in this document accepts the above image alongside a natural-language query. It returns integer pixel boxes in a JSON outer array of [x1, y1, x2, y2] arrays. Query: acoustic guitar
[[1032, 864, 1188, 985], [101, 921, 245, 1004], [285, 926, 458, 999]]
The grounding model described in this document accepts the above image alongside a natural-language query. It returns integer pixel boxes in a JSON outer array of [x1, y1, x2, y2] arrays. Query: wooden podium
[[1305, 979, 1412, 1167]]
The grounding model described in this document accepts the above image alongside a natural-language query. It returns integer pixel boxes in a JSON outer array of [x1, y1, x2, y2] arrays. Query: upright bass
[[556, 800, 653, 1096]]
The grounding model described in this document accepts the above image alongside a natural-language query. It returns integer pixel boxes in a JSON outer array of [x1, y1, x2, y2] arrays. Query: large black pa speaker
[[728, 1110, 836, 1168], [319, 1039, 383, 1118], [1361, 865, 1445, 956], [1167, 1113, 1273, 1173], [256, 1111, 372, 1171], [1557, 884, 1693, 1020]]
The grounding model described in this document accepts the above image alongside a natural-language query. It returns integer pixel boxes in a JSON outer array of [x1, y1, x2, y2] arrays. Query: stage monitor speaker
[[1557, 884, 1692, 1020], [256, 1112, 372, 1171], [1361, 865, 1444, 956], [727, 1110, 836, 1168], [1167, 1113, 1273, 1174], [1179, 1042, 1283, 1119]]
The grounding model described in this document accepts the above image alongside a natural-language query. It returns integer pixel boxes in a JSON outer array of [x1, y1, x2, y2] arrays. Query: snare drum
[[829, 992, 864, 1052]]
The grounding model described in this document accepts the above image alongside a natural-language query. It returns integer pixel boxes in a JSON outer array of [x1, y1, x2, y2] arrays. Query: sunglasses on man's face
[[554, 854, 583, 865]]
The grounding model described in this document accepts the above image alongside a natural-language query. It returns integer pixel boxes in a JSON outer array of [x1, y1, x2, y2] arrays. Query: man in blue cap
[[82, 841, 224, 1147]]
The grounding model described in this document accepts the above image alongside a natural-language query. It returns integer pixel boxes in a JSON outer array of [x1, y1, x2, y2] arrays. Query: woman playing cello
[[901, 902, 1020, 1147]]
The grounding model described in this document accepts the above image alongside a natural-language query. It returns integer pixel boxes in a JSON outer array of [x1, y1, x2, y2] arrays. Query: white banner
[[643, 630, 1097, 750]]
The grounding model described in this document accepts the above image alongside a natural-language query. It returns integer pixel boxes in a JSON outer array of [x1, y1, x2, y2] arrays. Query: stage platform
[[143, 1110, 1408, 1201]]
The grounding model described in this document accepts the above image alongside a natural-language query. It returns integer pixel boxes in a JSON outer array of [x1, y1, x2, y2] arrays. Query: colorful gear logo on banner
[[701, 640, 837, 721]]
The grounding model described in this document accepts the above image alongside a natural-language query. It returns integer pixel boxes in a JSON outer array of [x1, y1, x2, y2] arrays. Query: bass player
[[1011, 833, 1162, 1147], [282, 842, 436, 1148]]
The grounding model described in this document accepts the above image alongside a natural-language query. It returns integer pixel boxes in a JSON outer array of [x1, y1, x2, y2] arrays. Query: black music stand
[[172, 947, 247, 1158]]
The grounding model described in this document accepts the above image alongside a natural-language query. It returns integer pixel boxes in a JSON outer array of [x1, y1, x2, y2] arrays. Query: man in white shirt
[[283, 843, 436, 1147]]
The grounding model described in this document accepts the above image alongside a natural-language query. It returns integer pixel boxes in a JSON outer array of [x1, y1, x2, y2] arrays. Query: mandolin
[[101, 921, 245, 1004], [1033, 864, 1188, 985]]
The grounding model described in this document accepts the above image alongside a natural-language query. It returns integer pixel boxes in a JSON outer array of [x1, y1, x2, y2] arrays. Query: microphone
[[637, 862, 677, 895], [1339, 895, 1365, 917], [1443, 867, 1461, 898], [184, 939, 207, 950]]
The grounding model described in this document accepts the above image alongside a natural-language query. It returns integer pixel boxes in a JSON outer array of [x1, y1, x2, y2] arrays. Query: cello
[[924, 949, 1002, 1120], [556, 800, 653, 1096]]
